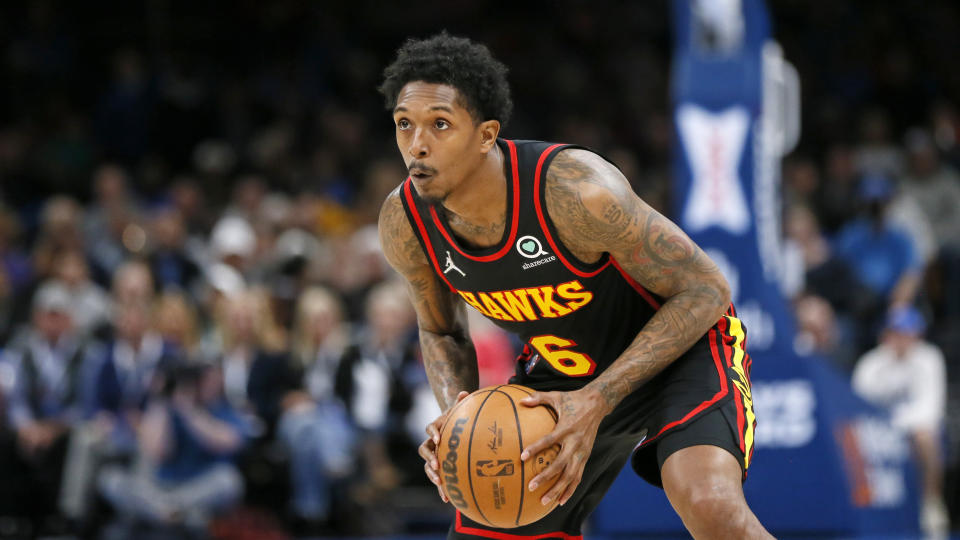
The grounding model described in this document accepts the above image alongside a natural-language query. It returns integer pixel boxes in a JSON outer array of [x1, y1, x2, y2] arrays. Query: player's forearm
[[585, 281, 730, 414], [420, 328, 480, 410]]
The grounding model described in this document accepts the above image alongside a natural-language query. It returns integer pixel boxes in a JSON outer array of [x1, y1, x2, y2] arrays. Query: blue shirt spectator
[[833, 174, 921, 300]]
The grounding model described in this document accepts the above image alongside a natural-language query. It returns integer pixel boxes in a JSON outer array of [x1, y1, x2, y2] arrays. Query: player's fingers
[[437, 482, 449, 503], [424, 461, 442, 486], [542, 451, 585, 506], [418, 438, 439, 470], [519, 391, 551, 407], [527, 442, 573, 491], [455, 390, 470, 402], [528, 459, 564, 494], [426, 421, 441, 444], [520, 430, 560, 461], [558, 457, 587, 506]]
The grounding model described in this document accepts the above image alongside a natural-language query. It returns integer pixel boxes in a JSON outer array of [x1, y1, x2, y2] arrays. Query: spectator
[[60, 300, 171, 522], [783, 205, 874, 326], [1, 281, 90, 524], [278, 286, 356, 530], [52, 248, 111, 338], [851, 307, 948, 539], [899, 128, 960, 252], [833, 174, 922, 349], [334, 281, 424, 535], [97, 361, 246, 535], [111, 260, 155, 310], [153, 291, 202, 358], [214, 289, 295, 438], [209, 215, 257, 280]]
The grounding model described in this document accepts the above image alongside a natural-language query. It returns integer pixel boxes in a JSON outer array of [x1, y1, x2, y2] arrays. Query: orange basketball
[[436, 384, 560, 528]]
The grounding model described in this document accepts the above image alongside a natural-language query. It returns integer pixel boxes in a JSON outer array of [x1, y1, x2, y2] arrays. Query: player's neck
[[441, 144, 507, 232]]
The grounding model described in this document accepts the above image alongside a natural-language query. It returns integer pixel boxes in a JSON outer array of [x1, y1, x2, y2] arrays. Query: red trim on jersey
[[403, 179, 456, 292], [455, 511, 582, 540], [639, 327, 729, 447], [532, 144, 611, 278], [429, 140, 521, 261], [609, 256, 662, 310]]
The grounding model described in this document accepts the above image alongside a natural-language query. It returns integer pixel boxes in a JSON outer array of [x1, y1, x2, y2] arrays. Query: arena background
[[0, 1, 958, 539]]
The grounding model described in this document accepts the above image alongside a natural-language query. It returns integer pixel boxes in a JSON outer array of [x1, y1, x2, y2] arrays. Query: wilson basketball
[[436, 384, 561, 528]]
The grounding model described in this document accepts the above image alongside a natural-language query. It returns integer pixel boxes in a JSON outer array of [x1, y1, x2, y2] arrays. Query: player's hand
[[519, 387, 609, 507], [419, 390, 470, 503]]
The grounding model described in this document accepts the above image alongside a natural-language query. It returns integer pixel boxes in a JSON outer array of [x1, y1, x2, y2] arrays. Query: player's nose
[[408, 128, 429, 159]]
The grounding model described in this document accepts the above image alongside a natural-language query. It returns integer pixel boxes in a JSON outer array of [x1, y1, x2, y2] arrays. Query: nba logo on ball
[[437, 385, 561, 528]]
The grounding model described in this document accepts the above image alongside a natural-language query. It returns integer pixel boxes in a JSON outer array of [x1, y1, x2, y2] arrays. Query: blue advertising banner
[[591, 0, 918, 536]]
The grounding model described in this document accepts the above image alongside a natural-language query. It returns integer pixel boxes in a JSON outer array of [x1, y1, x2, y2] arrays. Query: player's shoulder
[[543, 146, 634, 211]]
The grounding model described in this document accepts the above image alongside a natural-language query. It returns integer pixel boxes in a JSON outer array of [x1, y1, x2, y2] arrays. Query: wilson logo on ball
[[443, 417, 469, 509], [476, 459, 515, 477]]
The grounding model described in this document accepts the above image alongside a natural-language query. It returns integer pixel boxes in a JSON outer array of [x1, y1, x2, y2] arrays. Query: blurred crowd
[[0, 0, 959, 538]]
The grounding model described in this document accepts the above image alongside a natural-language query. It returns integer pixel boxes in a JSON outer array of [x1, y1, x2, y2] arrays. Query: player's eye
[[397, 118, 410, 130], [435, 119, 449, 130]]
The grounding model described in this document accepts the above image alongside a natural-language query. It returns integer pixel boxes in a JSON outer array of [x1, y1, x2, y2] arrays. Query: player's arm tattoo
[[544, 149, 731, 412], [379, 188, 479, 409]]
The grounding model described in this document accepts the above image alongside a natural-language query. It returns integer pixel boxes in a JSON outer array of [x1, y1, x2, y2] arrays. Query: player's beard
[[421, 192, 446, 206]]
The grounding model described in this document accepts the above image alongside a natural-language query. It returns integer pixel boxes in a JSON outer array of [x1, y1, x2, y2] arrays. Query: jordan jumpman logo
[[444, 251, 466, 277]]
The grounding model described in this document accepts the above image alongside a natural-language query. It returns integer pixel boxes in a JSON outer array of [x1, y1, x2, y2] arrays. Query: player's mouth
[[409, 164, 437, 181]]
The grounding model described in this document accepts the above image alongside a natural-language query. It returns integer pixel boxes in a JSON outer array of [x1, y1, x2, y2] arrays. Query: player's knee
[[668, 476, 747, 525]]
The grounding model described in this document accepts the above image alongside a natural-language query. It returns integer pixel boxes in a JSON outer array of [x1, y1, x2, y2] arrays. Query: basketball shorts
[[448, 316, 756, 539]]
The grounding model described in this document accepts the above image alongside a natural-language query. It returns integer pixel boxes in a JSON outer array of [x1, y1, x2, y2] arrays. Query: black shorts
[[449, 316, 755, 539]]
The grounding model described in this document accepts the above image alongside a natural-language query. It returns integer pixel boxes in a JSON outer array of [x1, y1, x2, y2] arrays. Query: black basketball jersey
[[401, 139, 677, 391]]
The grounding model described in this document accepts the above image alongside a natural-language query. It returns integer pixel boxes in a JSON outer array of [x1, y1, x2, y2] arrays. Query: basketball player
[[377, 33, 772, 539]]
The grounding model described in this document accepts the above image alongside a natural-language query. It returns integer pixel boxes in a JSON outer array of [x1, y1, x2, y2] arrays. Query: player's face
[[393, 82, 485, 204]]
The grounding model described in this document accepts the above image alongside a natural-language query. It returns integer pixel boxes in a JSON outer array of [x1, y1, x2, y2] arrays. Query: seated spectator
[[792, 294, 857, 371], [98, 361, 246, 535], [278, 286, 355, 530], [334, 281, 426, 535], [59, 300, 172, 521], [834, 174, 922, 350], [899, 128, 960, 252], [1, 281, 91, 525], [153, 290, 202, 358], [213, 289, 296, 439], [111, 260, 155, 310], [53, 249, 112, 338], [851, 307, 948, 539]]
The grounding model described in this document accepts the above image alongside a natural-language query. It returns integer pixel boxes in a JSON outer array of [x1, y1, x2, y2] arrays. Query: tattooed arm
[[519, 149, 731, 506], [545, 148, 731, 412], [378, 187, 479, 410], [379, 186, 478, 503]]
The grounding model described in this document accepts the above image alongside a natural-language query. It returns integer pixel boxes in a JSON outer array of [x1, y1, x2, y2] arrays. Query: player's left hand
[[519, 387, 610, 507]]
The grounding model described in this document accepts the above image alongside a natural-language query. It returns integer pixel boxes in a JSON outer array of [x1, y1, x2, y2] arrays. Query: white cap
[[210, 215, 256, 259]]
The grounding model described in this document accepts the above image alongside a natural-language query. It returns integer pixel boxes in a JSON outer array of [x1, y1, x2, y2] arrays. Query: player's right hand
[[420, 390, 470, 503]]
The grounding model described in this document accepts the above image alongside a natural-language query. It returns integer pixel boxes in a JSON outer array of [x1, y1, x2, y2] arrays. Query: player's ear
[[478, 119, 501, 153]]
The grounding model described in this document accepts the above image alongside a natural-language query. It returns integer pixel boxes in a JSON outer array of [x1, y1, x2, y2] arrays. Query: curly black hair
[[379, 32, 513, 127]]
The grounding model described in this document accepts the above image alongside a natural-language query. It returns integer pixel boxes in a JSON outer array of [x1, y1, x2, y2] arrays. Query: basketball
[[436, 384, 561, 528]]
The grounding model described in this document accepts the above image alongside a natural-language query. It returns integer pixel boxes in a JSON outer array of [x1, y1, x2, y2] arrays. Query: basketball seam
[[494, 388, 526, 527], [467, 386, 503, 527]]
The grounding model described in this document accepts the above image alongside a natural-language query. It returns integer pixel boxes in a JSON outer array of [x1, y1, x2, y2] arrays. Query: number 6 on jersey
[[529, 335, 596, 377]]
